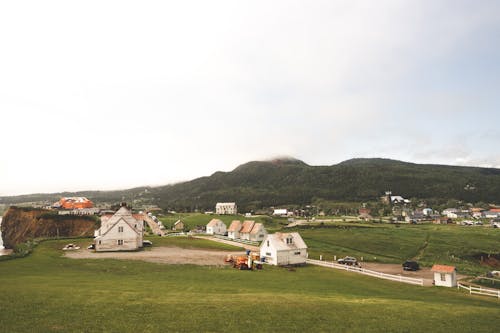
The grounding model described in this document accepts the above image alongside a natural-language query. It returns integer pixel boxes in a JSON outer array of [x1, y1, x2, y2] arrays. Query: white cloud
[[0, 1, 499, 195]]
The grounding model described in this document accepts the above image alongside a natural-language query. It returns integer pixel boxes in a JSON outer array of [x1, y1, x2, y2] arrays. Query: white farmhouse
[[206, 219, 227, 235], [215, 202, 237, 215], [239, 220, 267, 242], [94, 205, 143, 252], [227, 220, 242, 239], [260, 232, 308, 266], [431, 264, 457, 287]]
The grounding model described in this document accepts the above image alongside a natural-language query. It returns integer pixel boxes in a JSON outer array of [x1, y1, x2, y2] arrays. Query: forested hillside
[[2, 158, 500, 211]]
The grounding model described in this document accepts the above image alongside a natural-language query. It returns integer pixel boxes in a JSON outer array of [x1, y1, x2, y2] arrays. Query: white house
[[431, 264, 457, 287], [215, 202, 237, 215], [227, 220, 242, 239], [239, 220, 267, 242], [206, 219, 227, 235], [260, 232, 308, 266], [94, 205, 143, 252], [273, 208, 288, 216]]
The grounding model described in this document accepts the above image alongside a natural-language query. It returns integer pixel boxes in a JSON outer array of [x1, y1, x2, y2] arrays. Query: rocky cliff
[[1, 207, 96, 248]]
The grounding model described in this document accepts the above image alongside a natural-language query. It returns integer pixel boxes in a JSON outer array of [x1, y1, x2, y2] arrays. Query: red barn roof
[[431, 264, 456, 273]]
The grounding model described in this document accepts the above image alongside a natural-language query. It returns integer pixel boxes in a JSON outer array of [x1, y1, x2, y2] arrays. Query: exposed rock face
[[1, 207, 96, 248]]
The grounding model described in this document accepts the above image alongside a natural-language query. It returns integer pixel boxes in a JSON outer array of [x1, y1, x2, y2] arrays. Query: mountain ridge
[[1, 157, 500, 211]]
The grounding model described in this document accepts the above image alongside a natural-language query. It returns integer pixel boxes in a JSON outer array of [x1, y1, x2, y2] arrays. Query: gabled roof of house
[[250, 223, 264, 234], [97, 206, 141, 238], [431, 264, 456, 273], [207, 218, 224, 227], [240, 220, 255, 233], [174, 219, 183, 226], [228, 220, 242, 232], [264, 232, 307, 251]]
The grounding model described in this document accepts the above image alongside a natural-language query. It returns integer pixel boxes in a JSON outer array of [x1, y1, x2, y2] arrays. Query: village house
[[260, 232, 308, 266], [431, 264, 457, 287], [206, 219, 227, 235], [215, 202, 237, 215], [173, 220, 184, 231], [239, 220, 267, 242], [94, 204, 144, 252], [227, 220, 242, 239]]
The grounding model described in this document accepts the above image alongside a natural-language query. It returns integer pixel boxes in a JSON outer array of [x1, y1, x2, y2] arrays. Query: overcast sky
[[1, 1, 499, 196]]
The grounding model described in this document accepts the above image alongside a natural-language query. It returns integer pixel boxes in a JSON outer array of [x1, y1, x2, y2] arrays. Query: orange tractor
[[225, 251, 263, 270]]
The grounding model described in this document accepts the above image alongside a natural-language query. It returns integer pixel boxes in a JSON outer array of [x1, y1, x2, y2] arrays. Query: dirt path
[[65, 246, 246, 266]]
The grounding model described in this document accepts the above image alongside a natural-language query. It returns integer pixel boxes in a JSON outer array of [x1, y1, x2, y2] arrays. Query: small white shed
[[431, 264, 457, 287]]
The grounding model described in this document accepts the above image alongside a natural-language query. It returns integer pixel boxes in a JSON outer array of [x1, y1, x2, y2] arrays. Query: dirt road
[[65, 246, 245, 266]]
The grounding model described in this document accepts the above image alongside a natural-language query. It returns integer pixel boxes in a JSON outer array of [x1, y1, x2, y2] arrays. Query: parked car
[[402, 261, 419, 271], [143, 240, 153, 246], [337, 256, 359, 266]]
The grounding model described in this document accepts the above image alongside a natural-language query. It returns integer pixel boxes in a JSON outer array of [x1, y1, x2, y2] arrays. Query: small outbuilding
[[206, 219, 227, 235], [173, 220, 185, 231], [431, 264, 457, 287], [260, 232, 308, 266]]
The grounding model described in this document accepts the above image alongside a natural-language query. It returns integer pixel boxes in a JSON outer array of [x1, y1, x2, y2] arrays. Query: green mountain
[[2, 158, 500, 211]]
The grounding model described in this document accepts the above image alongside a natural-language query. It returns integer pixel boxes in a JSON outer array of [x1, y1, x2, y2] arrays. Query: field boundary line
[[307, 258, 424, 286]]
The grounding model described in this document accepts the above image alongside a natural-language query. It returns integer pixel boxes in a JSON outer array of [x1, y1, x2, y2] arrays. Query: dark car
[[143, 240, 153, 246], [402, 261, 419, 271]]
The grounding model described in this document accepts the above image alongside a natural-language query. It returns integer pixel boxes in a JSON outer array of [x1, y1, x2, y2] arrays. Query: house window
[[266, 252, 271, 256], [286, 237, 293, 244], [294, 251, 301, 255], [118, 226, 124, 232], [98, 240, 101, 245], [118, 240, 123, 245], [267, 240, 270, 247], [440, 273, 446, 281]]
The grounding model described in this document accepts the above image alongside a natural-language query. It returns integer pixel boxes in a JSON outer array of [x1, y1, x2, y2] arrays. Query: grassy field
[[144, 235, 244, 251], [158, 213, 285, 231], [297, 223, 500, 275], [0, 239, 498, 333]]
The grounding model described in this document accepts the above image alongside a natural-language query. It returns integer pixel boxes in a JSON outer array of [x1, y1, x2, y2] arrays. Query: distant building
[[206, 219, 227, 235], [227, 220, 267, 242], [273, 209, 288, 216], [215, 202, 237, 215], [173, 220, 184, 231], [260, 232, 308, 266], [94, 205, 143, 252], [227, 220, 242, 240], [431, 264, 457, 287], [54, 197, 94, 210]]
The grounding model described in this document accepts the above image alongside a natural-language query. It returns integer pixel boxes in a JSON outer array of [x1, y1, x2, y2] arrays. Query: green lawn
[[0, 239, 498, 332], [298, 223, 500, 275], [159, 213, 284, 231], [145, 235, 244, 251]]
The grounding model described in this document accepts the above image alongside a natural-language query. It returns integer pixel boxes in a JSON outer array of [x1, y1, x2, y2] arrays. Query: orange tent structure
[[58, 197, 94, 209]]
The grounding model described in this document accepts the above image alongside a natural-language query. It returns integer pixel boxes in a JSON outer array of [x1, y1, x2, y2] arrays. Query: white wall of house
[[228, 230, 239, 239], [95, 219, 142, 252], [433, 271, 457, 287], [206, 221, 227, 235], [249, 224, 267, 242], [260, 233, 308, 266], [215, 203, 237, 215]]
